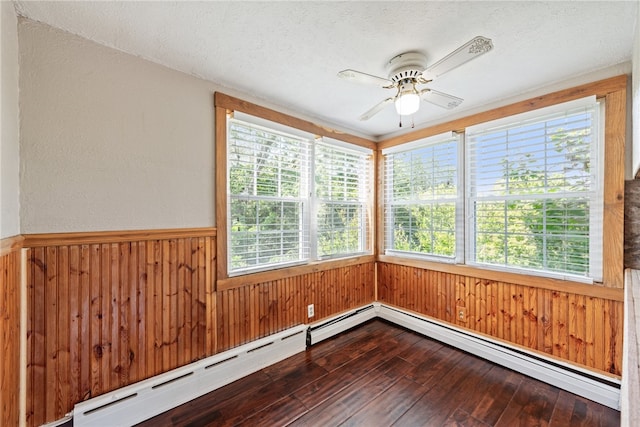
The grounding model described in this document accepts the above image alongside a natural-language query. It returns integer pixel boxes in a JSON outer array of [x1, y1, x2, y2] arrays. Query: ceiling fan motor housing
[[386, 52, 428, 83], [339, 36, 493, 121]]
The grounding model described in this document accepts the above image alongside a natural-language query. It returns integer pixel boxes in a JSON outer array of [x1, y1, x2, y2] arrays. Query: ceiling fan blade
[[422, 36, 493, 80], [338, 69, 394, 88], [420, 89, 463, 110], [359, 97, 395, 121]]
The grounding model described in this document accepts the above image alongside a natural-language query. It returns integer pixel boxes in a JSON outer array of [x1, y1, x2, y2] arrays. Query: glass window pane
[[467, 102, 600, 279], [315, 141, 371, 258], [228, 119, 310, 273], [384, 135, 459, 259]]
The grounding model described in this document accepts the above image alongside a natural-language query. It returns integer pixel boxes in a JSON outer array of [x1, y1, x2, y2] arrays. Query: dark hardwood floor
[[137, 319, 620, 427]]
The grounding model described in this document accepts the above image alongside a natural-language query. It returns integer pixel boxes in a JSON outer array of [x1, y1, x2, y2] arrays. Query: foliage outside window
[[227, 117, 372, 275], [228, 119, 310, 273], [383, 97, 602, 282], [383, 133, 462, 261], [466, 97, 602, 281], [315, 140, 371, 259]]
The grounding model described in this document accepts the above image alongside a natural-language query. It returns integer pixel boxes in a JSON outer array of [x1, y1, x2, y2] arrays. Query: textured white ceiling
[[13, 1, 638, 139]]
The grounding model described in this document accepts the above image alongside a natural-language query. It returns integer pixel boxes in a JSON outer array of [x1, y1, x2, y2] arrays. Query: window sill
[[217, 254, 375, 291]]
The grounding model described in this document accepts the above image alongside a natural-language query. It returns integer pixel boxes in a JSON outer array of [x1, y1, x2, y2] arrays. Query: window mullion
[[308, 138, 317, 261]]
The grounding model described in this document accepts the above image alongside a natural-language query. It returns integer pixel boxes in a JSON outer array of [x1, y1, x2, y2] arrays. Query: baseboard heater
[[375, 303, 621, 410], [72, 325, 307, 427], [68, 302, 620, 426], [307, 304, 377, 346]]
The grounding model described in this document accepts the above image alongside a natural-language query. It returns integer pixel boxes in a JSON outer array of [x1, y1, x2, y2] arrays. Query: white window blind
[[227, 118, 311, 274], [226, 116, 373, 276], [315, 140, 372, 258], [383, 132, 462, 260], [466, 96, 602, 281]]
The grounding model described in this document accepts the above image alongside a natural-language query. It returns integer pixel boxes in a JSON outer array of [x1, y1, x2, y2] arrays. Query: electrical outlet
[[307, 304, 314, 318], [456, 305, 467, 322]]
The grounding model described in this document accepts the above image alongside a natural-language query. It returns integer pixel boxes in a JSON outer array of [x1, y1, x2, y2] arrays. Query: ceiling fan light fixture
[[395, 82, 420, 115], [340, 36, 493, 122]]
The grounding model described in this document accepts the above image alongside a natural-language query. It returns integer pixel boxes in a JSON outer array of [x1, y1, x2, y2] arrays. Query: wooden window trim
[[22, 227, 216, 247], [214, 93, 375, 150], [214, 93, 377, 286], [215, 75, 626, 290], [0, 235, 24, 257], [377, 75, 627, 288], [217, 254, 375, 291]]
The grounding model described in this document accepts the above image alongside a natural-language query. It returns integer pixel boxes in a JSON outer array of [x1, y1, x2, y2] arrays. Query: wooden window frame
[[377, 75, 627, 289], [215, 75, 625, 292], [214, 93, 377, 290], [382, 132, 463, 262]]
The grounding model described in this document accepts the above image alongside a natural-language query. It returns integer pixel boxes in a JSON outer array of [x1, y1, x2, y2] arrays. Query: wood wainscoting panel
[[25, 231, 216, 426], [0, 242, 22, 427], [377, 262, 623, 376], [216, 262, 376, 352], [24, 228, 375, 426]]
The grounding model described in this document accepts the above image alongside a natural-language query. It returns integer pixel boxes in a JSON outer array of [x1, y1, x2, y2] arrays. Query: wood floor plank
[[548, 390, 580, 426], [261, 350, 322, 380], [549, 390, 620, 427], [237, 395, 308, 426], [393, 352, 493, 426], [403, 343, 467, 388], [135, 320, 620, 427], [396, 333, 445, 366], [136, 369, 273, 426], [494, 377, 559, 427], [340, 377, 428, 426], [304, 319, 391, 361], [293, 328, 421, 409], [310, 325, 395, 372], [139, 360, 325, 426], [289, 358, 410, 426], [444, 408, 492, 427], [468, 366, 524, 425], [292, 345, 391, 408], [208, 362, 328, 426]]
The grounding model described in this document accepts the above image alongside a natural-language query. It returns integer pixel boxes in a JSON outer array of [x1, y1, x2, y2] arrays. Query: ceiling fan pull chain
[[398, 115, 417, 128]]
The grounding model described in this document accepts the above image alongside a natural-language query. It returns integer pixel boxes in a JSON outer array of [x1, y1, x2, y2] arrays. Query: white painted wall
[[633, 3, 640, 178], [19, 19, 216, 233], [1, 2, 21, 238], [16, 14, 638, 233], [624, 7, 640, 426], [622, 8, 639, 426], [622, 270, 640, 427]]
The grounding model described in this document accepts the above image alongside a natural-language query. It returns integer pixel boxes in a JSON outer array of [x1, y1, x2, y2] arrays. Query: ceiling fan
[[338, 36, 493, 125]]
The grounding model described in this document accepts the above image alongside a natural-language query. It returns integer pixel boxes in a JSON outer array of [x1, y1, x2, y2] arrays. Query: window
[[466, 97, 602, 281], [382, 96, 605, 283], [383, 132, 462, 261], [227, 118, 310, 274], [315, 140, 372, 259], [227, 115, 373, 276]]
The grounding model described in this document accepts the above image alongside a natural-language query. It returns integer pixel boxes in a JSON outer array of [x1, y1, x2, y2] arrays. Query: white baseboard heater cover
[[72, 325, 306, 427], [307, 304, 377, 346], [70, 302, 621, 426], [376, 303, 621, 410]]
